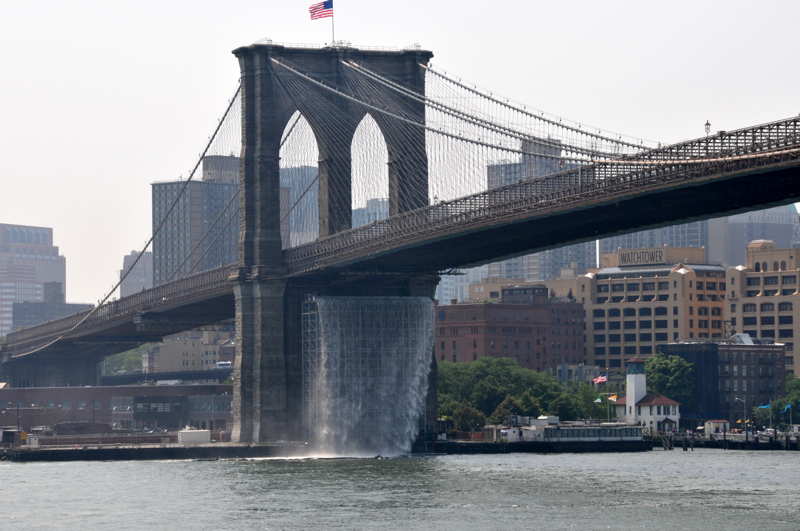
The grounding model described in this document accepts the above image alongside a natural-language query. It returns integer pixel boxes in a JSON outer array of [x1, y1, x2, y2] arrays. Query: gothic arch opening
[[279, 111, 320, 248], [351, 114, 389, 228]]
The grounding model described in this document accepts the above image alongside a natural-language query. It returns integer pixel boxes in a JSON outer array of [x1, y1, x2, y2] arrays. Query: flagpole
[[331, 14, 335, 43]]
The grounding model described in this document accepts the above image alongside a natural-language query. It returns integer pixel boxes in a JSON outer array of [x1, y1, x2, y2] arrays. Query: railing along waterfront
[[4, 266, 233, 354], [285, 116, 800, 275]]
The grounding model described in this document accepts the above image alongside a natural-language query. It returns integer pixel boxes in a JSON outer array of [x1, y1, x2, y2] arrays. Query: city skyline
[[2, 1, 799, 303]]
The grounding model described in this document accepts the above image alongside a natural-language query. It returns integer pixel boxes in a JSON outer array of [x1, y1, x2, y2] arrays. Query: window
[[594, 322, 606, 330], [698, 307, 708, 316], [594, 335, 606, 343], [609, 346, 621, 355], [673, 306, 679, 315], [761, 303, 775, 312], [608, 309, 621, 317], [774, 261, 779, 272], [612, 284, 624, 292], [593, 309, 606, 318], [747, 278, 761, 286], [502, 341, 508, 349], [640, 333, 652, 342], [640, 346, 652, 354], [597, 285, 609, 293], [783, 275, 796, 285], [764, 276, 779, 286], [490, 341, 495, 349], [624, 346, 637, 355], [673, 319, 679, 328], [624, 308, 636, 317], [780, 315, 793, 325], [627, 283, 640, 291], [712, 307, 722, 316], [594, 347, 606, 356], [747, 291, 760, 297], [609, 359, 622, 367], [62, 401, 71, 410], [608, 321, 621, 330], [624, 321, 637, 329], [743, 304, 756, 312], [658, 281, 669, 290], [655, 333, 668, 342], [453, 341, 457, 349], [706, 282, 717, 291], [780, 329, 794, 338], [440, 341, 445, 350], [697, 282, 704, 290], [639, 320, 652, 329], [639, 308, 652, 316], [655, 307, 668, 316], [761, 316, 775, 326], [609, 334, 621, 342], [643, 282, 655, 291], [779, 302, 793, 311], [624, 333, 637, 342], [655, 320, 668, 329], [473, 339, 478, 348], [453, 355, 457, 362]]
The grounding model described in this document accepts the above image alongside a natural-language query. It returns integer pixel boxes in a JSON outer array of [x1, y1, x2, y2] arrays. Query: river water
[[2, 449, 798, 530]]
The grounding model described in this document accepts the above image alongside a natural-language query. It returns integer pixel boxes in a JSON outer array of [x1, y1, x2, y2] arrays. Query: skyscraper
[[0, 223, 66, 336], [151, 156, 239, 286], [119, 250, 153, 297]]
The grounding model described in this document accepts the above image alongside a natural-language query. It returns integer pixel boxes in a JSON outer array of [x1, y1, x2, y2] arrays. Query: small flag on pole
[[608, 395, 618, 402], [309, 0, 333, 20], [736, 419, 741, 423], [594, 397, 602, 403], [782, 404, 792, 414], [593, 373, 607, 384], [758, 404, 771, 409]]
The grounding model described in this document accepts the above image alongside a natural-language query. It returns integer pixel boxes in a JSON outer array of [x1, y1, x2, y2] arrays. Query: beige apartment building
[[152, 331, 233, 374], [727, 240, 798, 374], [578, 247, 726, 374]]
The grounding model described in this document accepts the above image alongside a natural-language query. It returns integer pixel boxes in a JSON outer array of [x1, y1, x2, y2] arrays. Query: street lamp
[[735, 397, 748, 445], [705, 121, 711, 136]]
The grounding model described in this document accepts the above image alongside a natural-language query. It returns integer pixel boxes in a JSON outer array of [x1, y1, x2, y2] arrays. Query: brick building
[[661, 336, 786, 425], [435, 285, 585, 372]]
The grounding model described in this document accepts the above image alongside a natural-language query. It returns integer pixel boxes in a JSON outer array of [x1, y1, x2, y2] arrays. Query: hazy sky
[[1, 1, 799, 303]]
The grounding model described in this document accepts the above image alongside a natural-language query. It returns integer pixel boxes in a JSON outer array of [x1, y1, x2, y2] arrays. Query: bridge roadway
[[3, 116, 800, 363], [99, 368, 232, 386]]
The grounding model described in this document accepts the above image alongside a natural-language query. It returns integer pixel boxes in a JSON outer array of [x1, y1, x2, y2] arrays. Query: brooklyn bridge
[[3, 41, 800, 443]]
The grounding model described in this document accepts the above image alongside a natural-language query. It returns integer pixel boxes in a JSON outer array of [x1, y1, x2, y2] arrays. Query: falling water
[[302, 297, 434, 456]]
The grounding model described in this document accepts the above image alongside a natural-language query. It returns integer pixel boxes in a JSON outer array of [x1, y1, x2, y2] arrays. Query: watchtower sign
[[618, 249, 665, 265]]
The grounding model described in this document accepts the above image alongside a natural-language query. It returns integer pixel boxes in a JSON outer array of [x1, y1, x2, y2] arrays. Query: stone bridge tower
[[230, 43, 436, 443]]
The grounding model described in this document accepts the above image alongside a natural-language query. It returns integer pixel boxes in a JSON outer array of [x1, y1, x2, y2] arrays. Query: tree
[[549, 288, 556, 300], [487, 394, 523, 424], [646, 352, 695, 409], [519, 391, 542, 418], [548, 393, 580, 421], [452, 401, 486, 431], [567, 288, 574, 301], [470, 375, 508, 416]]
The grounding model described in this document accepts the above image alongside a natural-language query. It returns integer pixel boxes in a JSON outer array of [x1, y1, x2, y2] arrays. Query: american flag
[[593, 373, 607, 384], [309, 0, 333, 20]]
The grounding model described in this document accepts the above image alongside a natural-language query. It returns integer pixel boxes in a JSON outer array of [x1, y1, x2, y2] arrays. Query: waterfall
[[302, 297, 434, 456]]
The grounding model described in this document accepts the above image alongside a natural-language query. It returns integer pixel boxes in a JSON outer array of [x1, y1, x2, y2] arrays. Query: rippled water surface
[[2, 449, 799, 530]]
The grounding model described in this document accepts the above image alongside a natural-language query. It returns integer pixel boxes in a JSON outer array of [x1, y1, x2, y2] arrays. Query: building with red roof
[[614, 357, 681, 431]]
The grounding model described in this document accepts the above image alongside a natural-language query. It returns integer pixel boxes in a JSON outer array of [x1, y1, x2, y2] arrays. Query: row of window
[[0, 400, 102, 410], [752, 261, 790, 272], [594, 345, 656, 356], [594, 333, 670, 343], [594, 320, 672, 330], [739, 316, 793, 326], [735, 303, 794, 312], [745, 275, 796, 286]]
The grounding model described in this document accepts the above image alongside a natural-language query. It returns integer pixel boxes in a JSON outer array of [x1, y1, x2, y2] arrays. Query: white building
[[615, 357, 681, 432]]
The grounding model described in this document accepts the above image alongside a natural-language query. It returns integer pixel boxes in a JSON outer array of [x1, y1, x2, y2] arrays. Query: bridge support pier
[[231, 275, 287, 443]]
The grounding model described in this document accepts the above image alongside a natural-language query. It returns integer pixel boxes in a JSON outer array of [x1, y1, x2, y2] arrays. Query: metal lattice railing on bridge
[[284, 116, 800, 275], [4, 266, 233, 356]]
